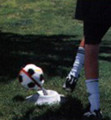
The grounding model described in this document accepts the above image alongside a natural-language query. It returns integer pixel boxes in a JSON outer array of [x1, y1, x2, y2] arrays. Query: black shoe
[[82, 109, 103, 120], [63, 75, 78, 92]]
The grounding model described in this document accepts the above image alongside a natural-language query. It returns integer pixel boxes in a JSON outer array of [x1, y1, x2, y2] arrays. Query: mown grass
[[0, 0, 82, 35], [0, 0, 111, 120]]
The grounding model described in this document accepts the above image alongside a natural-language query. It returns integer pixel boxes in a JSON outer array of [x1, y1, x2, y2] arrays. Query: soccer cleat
[[82, 109, 103, 120], [63, 74, 78, 92]]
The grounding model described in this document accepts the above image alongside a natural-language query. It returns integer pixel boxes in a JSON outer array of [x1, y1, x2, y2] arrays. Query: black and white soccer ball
[[18, 64, 44, 90]]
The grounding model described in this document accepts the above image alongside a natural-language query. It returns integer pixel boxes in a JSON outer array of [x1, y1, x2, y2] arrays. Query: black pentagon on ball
[[28, 82, 35, 88], [40, 74, 44, 81], [28, 69, 35, 76], [18, 75, 23, 83]]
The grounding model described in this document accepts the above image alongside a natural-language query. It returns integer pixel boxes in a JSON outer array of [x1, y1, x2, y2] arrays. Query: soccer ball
[[18, 64, 44, 90]]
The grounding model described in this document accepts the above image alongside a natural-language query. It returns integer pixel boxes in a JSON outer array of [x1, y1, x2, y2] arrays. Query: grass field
[[0, 0, 111, 120]]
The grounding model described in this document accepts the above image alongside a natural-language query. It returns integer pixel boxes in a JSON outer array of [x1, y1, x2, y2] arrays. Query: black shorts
[[84, 22, 111, 44]]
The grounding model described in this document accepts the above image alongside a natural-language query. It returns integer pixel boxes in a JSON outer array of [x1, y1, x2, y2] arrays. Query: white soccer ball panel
[[24, 64, 43, 74]]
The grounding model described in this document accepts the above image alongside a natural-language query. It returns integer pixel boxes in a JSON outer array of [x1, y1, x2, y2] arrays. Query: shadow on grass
[[103, 117, 111, 120], [13, 95, 25, 102], [12, 96, 83, 120], [0, 31, 79, 82], [99, 41, 111, 62], [0, 31, 111, 82]]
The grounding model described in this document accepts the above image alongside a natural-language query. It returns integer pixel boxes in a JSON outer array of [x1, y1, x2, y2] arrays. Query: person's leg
[[85, 44, 100, 112], [85, 44, 99, 79], [83, 22, 110, 119], [63, 38, 85, 92]]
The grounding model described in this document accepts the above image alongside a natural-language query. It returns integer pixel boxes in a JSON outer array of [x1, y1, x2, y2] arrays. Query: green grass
[[0, 0, 111, 120]]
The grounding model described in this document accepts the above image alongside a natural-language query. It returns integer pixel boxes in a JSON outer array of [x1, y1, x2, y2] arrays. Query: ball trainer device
[[18, 64, 64, 105], [26, 90, 62, 105]]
